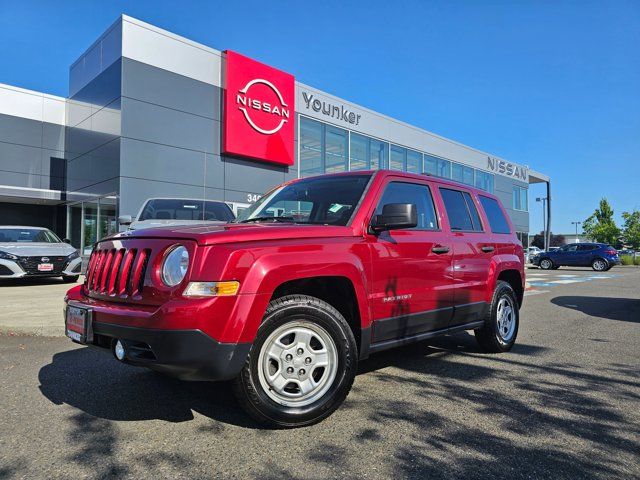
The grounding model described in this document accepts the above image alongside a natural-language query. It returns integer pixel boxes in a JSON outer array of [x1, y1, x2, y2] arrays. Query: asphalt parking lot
[[0, 268, 638, 479]]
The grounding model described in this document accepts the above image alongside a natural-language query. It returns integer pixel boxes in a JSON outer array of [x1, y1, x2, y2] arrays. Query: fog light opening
[[114, 340, 126, 361]]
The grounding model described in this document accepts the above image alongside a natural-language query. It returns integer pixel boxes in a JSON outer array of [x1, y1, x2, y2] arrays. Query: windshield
[[138, 199, 235, 222], [235, 174, 372, 225], [0, 228, 61, 243]]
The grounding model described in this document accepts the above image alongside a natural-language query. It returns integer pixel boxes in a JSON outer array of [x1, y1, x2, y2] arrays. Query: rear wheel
[[475, 281, 519, 353], [591, 258, 608, 271], [539, 258, 554, 270], [233, 295, 357, 428]]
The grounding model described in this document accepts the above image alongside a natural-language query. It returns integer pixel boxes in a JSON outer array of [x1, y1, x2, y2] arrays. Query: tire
[[62, 275, 80, 283], [539, 258, 554, 270], [552, 266, 561, 270], [591, 258, 608, 271], [475, 281, 519, 353], [233, 294, 358, 428]]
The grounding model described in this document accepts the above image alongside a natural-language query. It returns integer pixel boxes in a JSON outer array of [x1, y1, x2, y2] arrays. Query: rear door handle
[[481, 246, 495, 253], [431, 246, 450, 254]]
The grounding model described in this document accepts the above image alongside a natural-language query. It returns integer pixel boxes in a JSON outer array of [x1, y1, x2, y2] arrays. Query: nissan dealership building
[[0, 15, 550, 254]]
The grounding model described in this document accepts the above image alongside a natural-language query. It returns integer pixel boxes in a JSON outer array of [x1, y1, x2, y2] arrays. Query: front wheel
[[591, 258, 608, 271], [539, 258, 554, 270], [233, 295, 357, 428], [475, 281, 519, 353]]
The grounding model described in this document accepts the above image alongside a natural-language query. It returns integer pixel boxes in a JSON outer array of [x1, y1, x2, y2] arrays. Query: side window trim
[[462, 191, 484, 232]]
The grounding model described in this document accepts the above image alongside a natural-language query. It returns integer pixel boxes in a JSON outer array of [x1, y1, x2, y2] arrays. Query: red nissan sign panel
[[223, 50, 295, 166]]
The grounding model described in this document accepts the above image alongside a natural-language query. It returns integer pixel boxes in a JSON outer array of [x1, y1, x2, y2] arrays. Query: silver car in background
[[0, 226, 82, 282]]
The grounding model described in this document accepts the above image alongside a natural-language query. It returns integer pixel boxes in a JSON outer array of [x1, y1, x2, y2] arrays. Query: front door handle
[[481, 246, 495, 253], [431, 246, 450, 254]]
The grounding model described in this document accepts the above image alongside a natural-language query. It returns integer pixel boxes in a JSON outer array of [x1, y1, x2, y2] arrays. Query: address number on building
[[247, 194, 262, 203]]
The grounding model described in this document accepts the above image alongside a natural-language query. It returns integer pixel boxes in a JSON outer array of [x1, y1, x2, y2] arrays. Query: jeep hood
[[108, 223, 354, 245]]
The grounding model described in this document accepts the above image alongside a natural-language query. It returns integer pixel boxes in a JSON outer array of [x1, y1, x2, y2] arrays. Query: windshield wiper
[[239, 216, 296, 224]]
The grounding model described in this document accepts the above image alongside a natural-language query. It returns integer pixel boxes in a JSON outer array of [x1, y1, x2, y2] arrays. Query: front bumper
[[0, 257, 82, 278], [88, 322, 251, 381], [64, 295, 251, 381]]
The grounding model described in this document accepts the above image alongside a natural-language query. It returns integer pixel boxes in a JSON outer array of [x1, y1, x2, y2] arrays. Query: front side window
[[479, 195, 510, 234], [375, 182, 438, 230], [440, 188, 482, 232], [236, 174, 371, 225], [0, 228, 61, 243]]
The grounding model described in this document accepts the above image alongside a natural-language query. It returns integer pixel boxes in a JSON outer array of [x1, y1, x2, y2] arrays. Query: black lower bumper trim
[[90, 322, 251, 381]]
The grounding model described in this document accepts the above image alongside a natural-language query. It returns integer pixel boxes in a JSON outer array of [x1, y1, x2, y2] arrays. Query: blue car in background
[[532, 243, 620, 271]]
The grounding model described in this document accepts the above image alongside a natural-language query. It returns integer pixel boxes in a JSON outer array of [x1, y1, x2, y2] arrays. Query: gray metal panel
[[121, 97, 218, 153], [42, 123, 65, 151], [67, 138, 120, 193], [121, 16, 222, 88], [40, 149, 66, 190], [0, 114, 42, 148], [0, 142, 42, 176], [122, 58, 221, 121], [223, 156, 287, 196], [120, 138, 220, 188]]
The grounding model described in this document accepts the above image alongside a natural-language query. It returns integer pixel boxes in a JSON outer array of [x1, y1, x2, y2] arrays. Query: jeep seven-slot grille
[[85, 248, 151, 297]]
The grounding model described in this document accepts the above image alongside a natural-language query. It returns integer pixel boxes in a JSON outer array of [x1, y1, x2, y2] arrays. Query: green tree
[[582, 198, 620, 245], [621, 210, 640, 249]]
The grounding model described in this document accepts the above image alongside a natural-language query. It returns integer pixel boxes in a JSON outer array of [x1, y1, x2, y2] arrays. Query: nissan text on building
[[0, 15, 551, 254]]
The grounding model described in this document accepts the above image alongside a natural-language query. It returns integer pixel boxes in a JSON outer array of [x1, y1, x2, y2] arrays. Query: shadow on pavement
[[36, 330, 640, 478], [551, 296, 640, 322]]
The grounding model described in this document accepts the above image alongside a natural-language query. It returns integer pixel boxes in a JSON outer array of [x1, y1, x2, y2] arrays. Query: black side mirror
[[370, 203, 417, 233], [63, 238, 71, 244]]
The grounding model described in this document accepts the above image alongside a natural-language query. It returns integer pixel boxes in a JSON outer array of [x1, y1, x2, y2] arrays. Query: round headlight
[[161, 245, 189, 287]]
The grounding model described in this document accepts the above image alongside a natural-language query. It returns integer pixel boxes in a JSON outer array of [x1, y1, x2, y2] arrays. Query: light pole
[[571, 221, 582, 243], [536, 197, 548, 250]]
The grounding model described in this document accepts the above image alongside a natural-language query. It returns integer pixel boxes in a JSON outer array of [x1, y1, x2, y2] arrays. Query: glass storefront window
[[325, 125, 348, 173], [390, 145, 406, 171], [406, 149, 422, 173], [300, 117, 323, 177], [475, 170, 494, 193], [370, 139, 388, 170], [424, 155, 437, 175], [452, 163, 474, 185], [349, 133, 368, 170], [512, 186, 528, 211], [437, 158, 451, 178]]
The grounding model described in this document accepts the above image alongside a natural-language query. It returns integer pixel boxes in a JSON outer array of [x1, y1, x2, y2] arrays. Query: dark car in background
[[532, 243, 620, 271]]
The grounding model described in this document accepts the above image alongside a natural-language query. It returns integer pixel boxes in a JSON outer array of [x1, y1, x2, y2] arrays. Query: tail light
[[605, 248, 617, 255]]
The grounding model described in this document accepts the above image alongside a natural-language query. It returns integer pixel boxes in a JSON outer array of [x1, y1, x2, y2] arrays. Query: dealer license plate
[[38, 263, 54, 272], [66, 305, 91, 343]]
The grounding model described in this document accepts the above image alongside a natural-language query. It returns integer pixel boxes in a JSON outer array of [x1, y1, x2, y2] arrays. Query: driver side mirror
[[370, 203, 417, 233], [62, 238, 71, 244], [118, 215, 133, 226]]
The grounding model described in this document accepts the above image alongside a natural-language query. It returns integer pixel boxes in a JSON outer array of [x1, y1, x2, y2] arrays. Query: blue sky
[[1, 0, 638, 235]]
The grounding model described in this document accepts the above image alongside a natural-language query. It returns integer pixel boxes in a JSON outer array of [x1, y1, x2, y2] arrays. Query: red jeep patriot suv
[[65, 170, 524, 427]]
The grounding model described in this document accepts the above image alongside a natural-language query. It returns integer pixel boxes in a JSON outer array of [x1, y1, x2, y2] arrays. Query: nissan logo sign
[[236, 78, 290, 135]]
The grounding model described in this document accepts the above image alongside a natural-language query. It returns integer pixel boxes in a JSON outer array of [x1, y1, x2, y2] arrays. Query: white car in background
[[0, 226, 82, 281], [118, 198, 235, 231]]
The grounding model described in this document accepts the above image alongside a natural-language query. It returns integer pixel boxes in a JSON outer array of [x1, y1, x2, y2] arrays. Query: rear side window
[[376, 182, 439, 230], [479, 196, 511, 234], [439, 188, 482, 232], [578, 244, 598, 251]]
